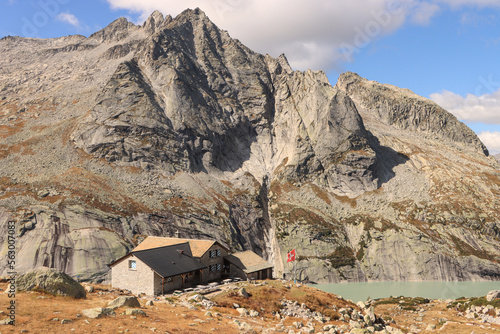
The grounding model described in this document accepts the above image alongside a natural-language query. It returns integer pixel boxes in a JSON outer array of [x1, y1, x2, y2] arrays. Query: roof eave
[[158, 265, 208, 279], [243, 265, 274, 274], [107, 252, 133, 268]]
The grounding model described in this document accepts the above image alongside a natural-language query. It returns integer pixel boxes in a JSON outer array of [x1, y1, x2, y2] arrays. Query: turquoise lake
[[311, 281, 500, 302]]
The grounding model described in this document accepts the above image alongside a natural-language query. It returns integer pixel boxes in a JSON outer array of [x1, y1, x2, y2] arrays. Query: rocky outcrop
[[108, 296, 141, 309], [17, 268, 86, 298], [82, 307, 116, 319], [487, 290, 500, 302], [1, 8, 500, 284], [336, 72, 488, 155]]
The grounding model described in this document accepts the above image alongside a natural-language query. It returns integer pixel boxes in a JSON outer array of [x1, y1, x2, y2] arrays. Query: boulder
[[188, 294, 205, 302], [84, 285, 94, 293], [0, 318, 13, 325], [238, 322, 253, 332], [364, 314, 373, 326], [357, 301, 367, 309], [16, 268, 86, 299], [125, 308, 147, 316], [108, 296, 141, 309], [82, 307, 115, 319], [238, 288, 250, 298], [3, 284, 15, 294], [294, 321, 304, 329], [364, 306, 376, 323], [348, 329, 372, 334], [249, 310, 259, 317], [237, 308, 249, 316], [487, 290, 500, 302]]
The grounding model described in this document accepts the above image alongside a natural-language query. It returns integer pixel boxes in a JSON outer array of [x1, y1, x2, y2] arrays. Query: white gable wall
[[111, 254, 156, 296]]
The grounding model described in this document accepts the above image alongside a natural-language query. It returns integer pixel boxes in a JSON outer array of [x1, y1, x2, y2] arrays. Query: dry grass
[[0, 283, 249, 334], [333, 194, 357, 208], [374, 299, 500, 334], [0, 281, 357, 334], [308, 183, 332, 205], [448, 234, 497, 262], [52, 167, 152, 215], [211, 280, 352, 320], [1, 281, 498, 333]]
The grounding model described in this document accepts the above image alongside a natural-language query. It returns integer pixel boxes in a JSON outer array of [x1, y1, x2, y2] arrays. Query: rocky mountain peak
[[89, 17, 138, 43], [142, 10, 167, 35]]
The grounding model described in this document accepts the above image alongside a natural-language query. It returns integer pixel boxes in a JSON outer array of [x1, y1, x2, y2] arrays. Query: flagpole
[[293, 260, 296, 284], [287, 249, 297, 283]]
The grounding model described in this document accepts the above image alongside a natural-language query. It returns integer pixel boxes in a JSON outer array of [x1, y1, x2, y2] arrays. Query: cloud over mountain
[[430, 89, 500, 124], [56, 12, 81, 28], [478, 131, 500, 155]]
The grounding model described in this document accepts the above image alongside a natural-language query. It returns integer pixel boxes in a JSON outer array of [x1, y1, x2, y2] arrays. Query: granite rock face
[[1, 8, 500, 283], [72, 9, 377, 197]]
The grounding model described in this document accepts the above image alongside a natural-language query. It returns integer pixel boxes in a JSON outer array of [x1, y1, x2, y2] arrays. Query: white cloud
[[410, 2, 441, 25], [56, 12, 81, 29], [478, 131, 500, 155], [430, 89, 500, 124]]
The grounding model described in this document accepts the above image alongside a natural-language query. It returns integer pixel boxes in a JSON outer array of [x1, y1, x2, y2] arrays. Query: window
[[210, 249, 221, 258], [210, 264, 222, 273], [128, 260, 136, 270], [167, 277, 173, 282]]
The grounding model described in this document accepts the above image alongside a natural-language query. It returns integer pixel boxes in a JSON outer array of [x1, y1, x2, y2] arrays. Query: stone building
[[224, 250, 274, 280], [109, 242, 206, 295], [109, 236, 231, 295]]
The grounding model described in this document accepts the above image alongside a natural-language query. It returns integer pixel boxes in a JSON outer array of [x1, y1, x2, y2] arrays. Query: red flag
[[287, 249, 296, 262]]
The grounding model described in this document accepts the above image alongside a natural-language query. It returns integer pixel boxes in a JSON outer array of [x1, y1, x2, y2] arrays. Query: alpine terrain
[[0, 8, 499, 283]]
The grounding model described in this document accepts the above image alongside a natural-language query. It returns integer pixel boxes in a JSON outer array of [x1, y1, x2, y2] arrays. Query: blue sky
[[2, 0, 500, 153]]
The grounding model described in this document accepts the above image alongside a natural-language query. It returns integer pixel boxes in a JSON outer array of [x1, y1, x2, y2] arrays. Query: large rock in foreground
[[108, 296, 141, 308], [17, 268, 86, 299]]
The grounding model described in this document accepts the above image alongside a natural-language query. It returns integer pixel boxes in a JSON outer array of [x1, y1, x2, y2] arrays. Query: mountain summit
[[0, 9, 499, 282]]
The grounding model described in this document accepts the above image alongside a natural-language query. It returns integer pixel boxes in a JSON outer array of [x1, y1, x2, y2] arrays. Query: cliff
[[0, 9, 499, 283]]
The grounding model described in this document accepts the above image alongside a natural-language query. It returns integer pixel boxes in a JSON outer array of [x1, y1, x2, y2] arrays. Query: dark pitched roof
[[133, 242, 207, 278], [224, 250, 273, 274]]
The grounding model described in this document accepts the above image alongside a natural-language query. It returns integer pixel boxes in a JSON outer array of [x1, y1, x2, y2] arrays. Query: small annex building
[[109, 236, 231, 295], [224, 250, 274, 280]]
